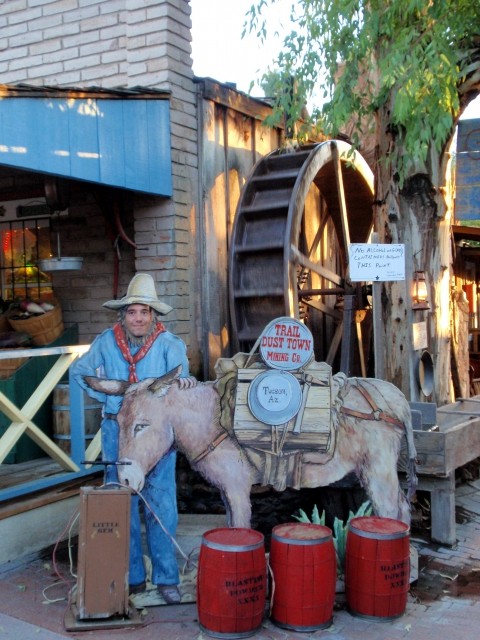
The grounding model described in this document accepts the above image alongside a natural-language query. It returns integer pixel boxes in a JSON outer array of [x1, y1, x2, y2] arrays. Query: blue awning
[[0, 86, 172, 196]]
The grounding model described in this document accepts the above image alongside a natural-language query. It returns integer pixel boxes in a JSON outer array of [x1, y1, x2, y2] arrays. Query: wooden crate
[[233, 363, 333, 454], [399, 397, 480, 545], [399, 399, 480, 477]]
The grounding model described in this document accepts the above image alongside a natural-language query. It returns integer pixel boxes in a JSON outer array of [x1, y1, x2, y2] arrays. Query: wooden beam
[[0, 352, 82, 471], [198, 77, 278, 123], [340, 295, 355, 375], [84, 431, 102, 467], [332, 142, 351, 262], [326, 322, 343, 366], [0, 421, 28, 463], [356, 320, 367, 377], [290, 245, 343, 286], [302, 298, 343, 321], [371, 233, 385, 379], [21, 353, 77, 417]]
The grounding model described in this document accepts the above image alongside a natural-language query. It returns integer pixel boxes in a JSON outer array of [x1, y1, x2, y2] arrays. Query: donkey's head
[[84, 365, 182, 490]]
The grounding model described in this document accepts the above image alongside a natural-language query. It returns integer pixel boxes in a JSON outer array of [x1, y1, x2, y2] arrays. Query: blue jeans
[[102, 417, 179, 587]]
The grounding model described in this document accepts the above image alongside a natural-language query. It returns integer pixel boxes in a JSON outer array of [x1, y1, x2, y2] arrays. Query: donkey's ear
[[148, 365, 182, 392], [84, 376, 130, 396]]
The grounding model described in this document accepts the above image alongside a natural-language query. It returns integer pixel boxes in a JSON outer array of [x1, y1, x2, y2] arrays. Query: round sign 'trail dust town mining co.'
[[259, 318, 314, 371]]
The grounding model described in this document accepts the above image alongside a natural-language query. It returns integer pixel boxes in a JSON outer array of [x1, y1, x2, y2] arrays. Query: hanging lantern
[[412, 271, 430, 311]]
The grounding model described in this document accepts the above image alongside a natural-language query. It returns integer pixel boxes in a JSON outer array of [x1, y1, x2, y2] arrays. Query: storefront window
[[0, 218, 53, 301]]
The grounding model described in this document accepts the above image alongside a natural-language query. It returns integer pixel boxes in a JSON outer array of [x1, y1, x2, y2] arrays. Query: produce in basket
[[19, 299, 45, 314], [7, 301, 63, 346], [9, 298, 56, 319]]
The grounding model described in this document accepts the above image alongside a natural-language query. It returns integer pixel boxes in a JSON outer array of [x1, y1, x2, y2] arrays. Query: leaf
[[311, 504, 324, 525], [245, 0, 474, 185], [292, 508, 310, 523], [292, 500, 373, 576]]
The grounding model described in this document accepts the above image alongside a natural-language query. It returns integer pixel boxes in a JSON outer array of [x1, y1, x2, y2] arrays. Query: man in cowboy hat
[[71, 273, 195, 604]]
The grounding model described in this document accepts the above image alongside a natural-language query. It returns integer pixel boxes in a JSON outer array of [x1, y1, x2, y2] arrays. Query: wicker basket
[[8, 305, 64, 346], [0, 315, 10, 333]]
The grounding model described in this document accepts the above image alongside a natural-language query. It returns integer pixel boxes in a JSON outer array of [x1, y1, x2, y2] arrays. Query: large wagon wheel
[[229, 140, 374, 375]]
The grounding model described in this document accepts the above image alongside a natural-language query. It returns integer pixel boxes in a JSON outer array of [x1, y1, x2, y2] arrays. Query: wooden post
[[340, 295, 355, 375], [372, 233, 385, 379]]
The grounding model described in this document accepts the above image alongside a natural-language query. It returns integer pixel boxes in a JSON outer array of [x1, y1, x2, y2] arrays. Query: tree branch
[[457, 46, 480, 108]]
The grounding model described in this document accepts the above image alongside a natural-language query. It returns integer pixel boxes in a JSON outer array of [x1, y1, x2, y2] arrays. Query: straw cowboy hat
[[103, 273, 173, 315]]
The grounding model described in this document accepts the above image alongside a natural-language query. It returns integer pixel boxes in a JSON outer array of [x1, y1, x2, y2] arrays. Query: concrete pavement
[[1, 479, 480, 639]]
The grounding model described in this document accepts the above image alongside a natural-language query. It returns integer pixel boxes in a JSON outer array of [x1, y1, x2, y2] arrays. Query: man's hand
[[177, 376, 197, 390]]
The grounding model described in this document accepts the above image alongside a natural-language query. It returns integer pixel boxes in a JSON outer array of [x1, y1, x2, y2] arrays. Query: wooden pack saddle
[[214, 355, 334, 491], [225, 359, 334, 457]]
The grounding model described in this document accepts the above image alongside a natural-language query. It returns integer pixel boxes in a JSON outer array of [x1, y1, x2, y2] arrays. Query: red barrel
[[269, 523, 336, 631], [196, 528, 266, 638], [345, 516, 410, 620]]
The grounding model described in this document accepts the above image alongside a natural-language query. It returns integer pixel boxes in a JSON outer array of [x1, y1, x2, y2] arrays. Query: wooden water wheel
[[229, 140, 375, 375]]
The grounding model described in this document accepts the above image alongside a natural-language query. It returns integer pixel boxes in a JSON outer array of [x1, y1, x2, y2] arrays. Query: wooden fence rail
[[0, 345, 101, 502]]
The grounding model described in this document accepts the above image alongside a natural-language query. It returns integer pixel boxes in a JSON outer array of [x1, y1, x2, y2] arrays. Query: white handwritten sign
[[412, 321, 428, 351], [349, 243, 405, 282]]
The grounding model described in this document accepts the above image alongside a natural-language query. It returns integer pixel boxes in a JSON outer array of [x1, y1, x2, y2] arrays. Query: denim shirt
[[70, 327, 190, 415]]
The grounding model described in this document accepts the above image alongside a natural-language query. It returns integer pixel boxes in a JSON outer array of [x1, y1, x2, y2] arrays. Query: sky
[[190, 0, 480, 120], [190, 0, 287, 97]]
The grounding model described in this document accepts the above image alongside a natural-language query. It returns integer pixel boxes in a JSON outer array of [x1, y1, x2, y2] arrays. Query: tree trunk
[[451, 290, 471, 398], [372, 108, 454, 405]]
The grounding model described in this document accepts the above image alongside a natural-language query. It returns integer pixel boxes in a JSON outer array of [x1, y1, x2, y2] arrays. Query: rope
[[107, 481, 198, 572]]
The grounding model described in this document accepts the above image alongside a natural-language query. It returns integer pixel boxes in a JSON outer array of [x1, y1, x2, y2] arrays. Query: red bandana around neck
[[114, 321, 166, 382]]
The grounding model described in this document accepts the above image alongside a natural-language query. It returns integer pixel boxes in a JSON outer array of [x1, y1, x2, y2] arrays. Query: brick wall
[[0, 0, 201, 372], [0, 0, 128, 87]]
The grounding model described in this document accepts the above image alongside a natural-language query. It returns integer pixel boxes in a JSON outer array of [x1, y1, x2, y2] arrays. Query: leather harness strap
[[340, 380, 404, 428], [192, 431, 229, 464]]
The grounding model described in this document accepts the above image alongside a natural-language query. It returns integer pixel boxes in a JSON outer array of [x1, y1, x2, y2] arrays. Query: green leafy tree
[[247, 0, 480, 402]]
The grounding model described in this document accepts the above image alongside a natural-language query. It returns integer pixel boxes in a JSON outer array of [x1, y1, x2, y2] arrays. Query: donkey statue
[[84, 363, 417, 528]]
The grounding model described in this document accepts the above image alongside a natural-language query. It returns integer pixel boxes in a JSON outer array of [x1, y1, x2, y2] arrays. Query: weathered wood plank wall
[[196, 80, 283, 377]]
